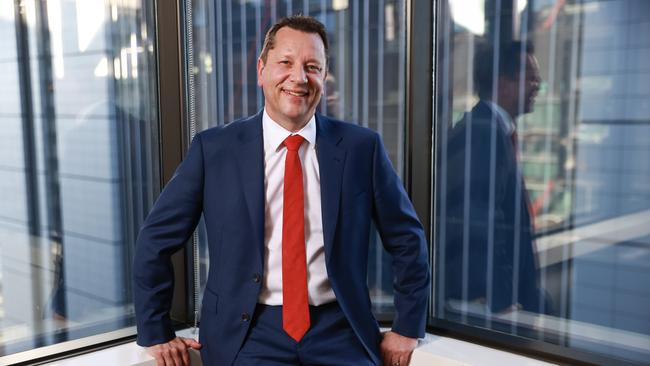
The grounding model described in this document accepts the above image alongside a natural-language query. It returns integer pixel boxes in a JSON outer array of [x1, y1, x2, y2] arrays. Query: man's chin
[[280, 108, 312, 121]]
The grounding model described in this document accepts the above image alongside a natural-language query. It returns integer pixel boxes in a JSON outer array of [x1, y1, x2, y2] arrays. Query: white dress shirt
[[257, 109, 337, 306]]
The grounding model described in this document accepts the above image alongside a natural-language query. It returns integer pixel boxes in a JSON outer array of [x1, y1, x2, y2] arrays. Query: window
[[0, 0, 159, 362], [433, 0, 650, 364], [186, 0, 408, 319]]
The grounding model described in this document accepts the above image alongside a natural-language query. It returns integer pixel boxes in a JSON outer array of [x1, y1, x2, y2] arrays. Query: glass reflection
[[435, 0, 650, 364], [0, 0, 158, 358], [443, 41, 553, 318]]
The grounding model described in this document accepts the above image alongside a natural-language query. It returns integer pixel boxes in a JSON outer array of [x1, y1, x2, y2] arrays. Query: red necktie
[[282, 135, 310, 342]]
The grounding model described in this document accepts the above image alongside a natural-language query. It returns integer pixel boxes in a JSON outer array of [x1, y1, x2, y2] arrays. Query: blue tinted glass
[[0, 0, 159, 359], [434, 0, 650, 364]]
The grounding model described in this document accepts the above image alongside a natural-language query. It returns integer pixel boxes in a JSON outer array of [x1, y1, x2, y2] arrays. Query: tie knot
[[284, 135, 305, 151]]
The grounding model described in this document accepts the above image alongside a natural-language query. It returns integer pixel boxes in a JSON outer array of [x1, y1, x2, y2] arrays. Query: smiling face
[[522, 55, 542, 114], [498, 54, 542, 118], [257, 27, 327, 131]]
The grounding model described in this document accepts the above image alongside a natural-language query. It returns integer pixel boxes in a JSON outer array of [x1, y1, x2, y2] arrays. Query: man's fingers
[[381, 346, 413, 365], [180, 346, 190, 366], [180, 337, 202, 349], [146, 337, 197, 366], [386, 352, 409, 366], [168, 346, 180, 366], [173, 342, 189, 366], [149, 348, 166, 366], [385, 352, 404, 366], [161, 350, 174, 366], [154, 353, 164, 366]]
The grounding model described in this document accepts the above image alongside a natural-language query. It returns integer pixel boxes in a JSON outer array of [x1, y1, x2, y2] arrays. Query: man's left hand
[[380, 331, 418, 366]]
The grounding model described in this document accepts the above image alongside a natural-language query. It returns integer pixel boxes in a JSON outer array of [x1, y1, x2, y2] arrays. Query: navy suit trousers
[[230, 302, 374, 366]]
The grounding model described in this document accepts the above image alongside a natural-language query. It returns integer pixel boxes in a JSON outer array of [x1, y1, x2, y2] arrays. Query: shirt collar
[[483, 100, 515, 135], [262, 109, 316, 152]]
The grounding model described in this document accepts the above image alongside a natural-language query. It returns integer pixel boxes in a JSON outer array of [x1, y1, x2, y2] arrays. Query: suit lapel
[[235, 112, 265, 266], [316, 115, 346, 265]]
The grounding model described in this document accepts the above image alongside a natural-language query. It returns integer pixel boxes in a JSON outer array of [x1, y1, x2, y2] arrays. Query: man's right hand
[[146, 337, 202, 366]]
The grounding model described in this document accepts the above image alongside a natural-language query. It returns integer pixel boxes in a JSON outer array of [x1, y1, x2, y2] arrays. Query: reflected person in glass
[[133, 16, 429, 366], [443, 41, 554, 319]]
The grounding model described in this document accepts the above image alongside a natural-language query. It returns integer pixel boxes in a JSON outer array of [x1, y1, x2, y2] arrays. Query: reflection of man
[[444, 41, 552, 315], [134, 16, 429, 366]]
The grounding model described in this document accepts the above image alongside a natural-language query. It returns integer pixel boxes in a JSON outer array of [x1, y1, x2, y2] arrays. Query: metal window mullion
[[240, 1, 248, 116], [226, 0, 234, 121], [255, 1, 262, 111], [433, 0, 452, 319], [271, 0, 277, 23], [352, 1, 359, 123], [487, 3, 502, 326], [215, 0, 225, 125], [111, 0, 137, 308], [154, 0, 189, 323], [319, 0, 327, 116], [404, 0, 432, 281], [538, 4, 560, 328], [14, 0, 40, 237], [336, 8, 345, 119], [183, 0, 201, 331], [35, 0, 65, 328], [361, 0, 369, 128], [377, 0, 384, 137], [397, 0, 406, 177]]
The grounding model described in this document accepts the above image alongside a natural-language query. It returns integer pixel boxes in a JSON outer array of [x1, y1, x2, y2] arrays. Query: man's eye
[[307, 65, 321, 72], [279, 60, 290, 65]]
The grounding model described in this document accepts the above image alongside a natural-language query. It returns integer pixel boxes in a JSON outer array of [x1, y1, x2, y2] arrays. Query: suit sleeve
[[370, 133, 430, 338], [133, 133, 205, 346]]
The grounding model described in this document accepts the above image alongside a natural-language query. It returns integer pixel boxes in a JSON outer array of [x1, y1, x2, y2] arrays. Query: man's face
[[257, 27, 327, 129], [521, 55, 541, 114], [499, 54, 542, 117]]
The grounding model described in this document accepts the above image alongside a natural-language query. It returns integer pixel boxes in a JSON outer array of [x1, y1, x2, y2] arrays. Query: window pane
[[0, 0, 159, 359], [188, 0, 406, 318], [434, 0, 650, 364]]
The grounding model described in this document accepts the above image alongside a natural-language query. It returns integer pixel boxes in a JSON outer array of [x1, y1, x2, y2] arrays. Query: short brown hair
[[259, 15, 329, 64], [474, 40, 535, 99]]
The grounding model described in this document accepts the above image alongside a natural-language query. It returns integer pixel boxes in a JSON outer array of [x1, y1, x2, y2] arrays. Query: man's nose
[[290, 65, 307, 83]]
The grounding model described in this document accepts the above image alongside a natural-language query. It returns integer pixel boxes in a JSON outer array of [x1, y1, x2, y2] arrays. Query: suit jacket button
[[241, 313, 250, 322], [253, 273, 261, 283]]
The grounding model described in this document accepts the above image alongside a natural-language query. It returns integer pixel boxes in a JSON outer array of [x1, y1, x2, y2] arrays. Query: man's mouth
[[282, 88, 308, 97]]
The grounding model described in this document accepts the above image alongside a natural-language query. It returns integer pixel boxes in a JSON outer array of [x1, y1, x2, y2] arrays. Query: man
[[134, 16, 430, 366], [443, 41, 553, 316]]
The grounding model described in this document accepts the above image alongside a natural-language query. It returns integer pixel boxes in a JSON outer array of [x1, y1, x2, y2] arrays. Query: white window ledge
[[42, 328, 556, 366]]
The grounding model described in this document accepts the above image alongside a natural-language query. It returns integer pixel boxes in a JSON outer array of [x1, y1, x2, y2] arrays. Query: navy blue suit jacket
[[133, 111, 430, 365], [442, 101, 548, 313]]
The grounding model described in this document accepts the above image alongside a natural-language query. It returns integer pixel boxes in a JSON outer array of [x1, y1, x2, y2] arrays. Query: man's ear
[[257, 58, 265, 87]]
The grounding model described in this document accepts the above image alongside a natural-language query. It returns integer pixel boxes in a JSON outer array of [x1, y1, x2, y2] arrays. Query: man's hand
[[146, 337, 202, 366], [380, 331, 418, 366]]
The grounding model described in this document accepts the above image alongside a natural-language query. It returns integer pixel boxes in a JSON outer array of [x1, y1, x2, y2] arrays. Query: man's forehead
[[272, 28, 325, 51]]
